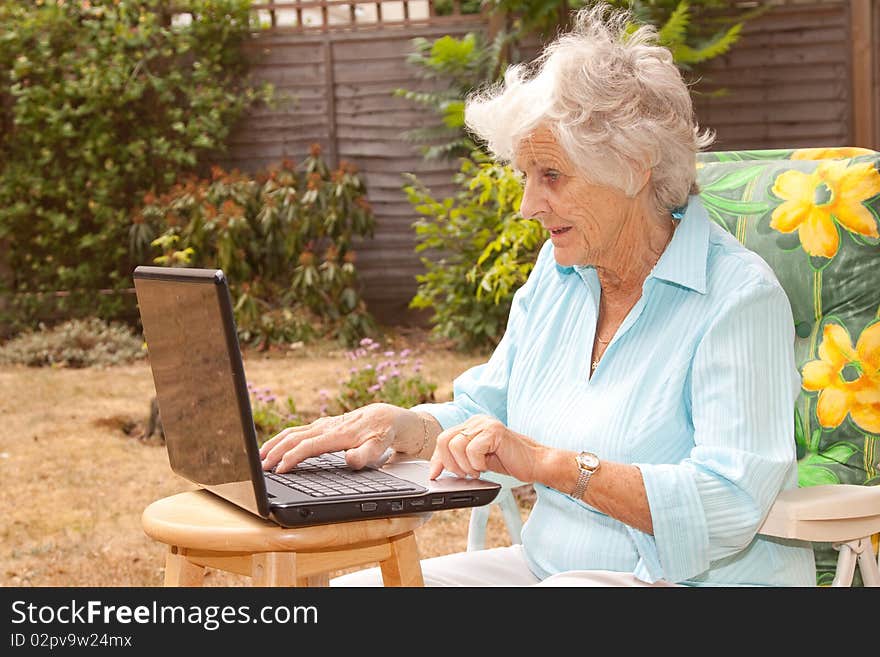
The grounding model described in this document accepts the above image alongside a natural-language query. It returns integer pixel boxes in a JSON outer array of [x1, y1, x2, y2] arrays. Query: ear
[[628, 167, 652, 198]]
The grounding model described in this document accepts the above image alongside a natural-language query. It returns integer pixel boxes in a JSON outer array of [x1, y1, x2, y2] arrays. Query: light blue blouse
[[411, 195, 817, 586]]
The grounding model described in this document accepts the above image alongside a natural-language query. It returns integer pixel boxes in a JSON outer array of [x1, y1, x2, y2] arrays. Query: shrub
[[394, 31, 510, 162], [0, 0, 272, 332], [334, 338, 437, 412], [136, 147, 378, 347], [407, 153, 545, 351], [247, 381, 305, 444], [0, 318, 146, 368]]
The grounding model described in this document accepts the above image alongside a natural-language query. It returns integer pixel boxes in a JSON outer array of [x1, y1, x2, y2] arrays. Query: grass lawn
[[0, 326, 532, 586]]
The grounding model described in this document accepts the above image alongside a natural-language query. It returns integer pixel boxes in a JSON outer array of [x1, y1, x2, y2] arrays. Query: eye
[[544, 170, 561, 182]]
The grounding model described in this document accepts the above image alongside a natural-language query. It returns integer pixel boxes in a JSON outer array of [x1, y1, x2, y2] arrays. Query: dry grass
[[0, 327, 532, 587]]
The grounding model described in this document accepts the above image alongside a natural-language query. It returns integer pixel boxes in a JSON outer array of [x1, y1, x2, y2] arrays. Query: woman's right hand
[[258, 402, 417, 473]]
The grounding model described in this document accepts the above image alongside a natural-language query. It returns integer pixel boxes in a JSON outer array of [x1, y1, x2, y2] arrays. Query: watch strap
[[571, 468, 594, 500]]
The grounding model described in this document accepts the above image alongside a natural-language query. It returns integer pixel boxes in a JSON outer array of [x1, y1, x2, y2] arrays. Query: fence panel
[[221, 21, 483, 322], [692, 1, 853, 150]]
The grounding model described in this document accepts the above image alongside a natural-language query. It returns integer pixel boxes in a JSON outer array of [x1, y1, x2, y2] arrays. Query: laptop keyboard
[[266, 451, 420, 498]]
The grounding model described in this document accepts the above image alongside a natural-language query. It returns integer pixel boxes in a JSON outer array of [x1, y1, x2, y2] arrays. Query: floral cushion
[[695, 146, 880, 584]]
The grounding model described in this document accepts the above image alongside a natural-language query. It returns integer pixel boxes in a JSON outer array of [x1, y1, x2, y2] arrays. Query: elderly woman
[[260, 6, 816, 586]]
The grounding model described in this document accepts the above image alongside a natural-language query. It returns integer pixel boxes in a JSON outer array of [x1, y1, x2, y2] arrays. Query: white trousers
[[330, 544, 680, 587]]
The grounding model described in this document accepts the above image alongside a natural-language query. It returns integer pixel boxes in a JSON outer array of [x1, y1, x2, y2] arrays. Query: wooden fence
[[202, 0, 880, 323], [692, 0, 876, 151], [1, 1, 873, 330], [219, 9, 489, 323]]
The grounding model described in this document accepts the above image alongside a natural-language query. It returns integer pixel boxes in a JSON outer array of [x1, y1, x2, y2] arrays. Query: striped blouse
[[411, 195, 817, 586]]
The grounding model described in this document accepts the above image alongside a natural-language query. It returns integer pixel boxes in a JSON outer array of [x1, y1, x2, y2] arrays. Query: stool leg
[[164, 546, 205, 587], [252, 552, 299, 586], [831, 541, 858, 587], [856, 538, 880, 587], [379, 531, 424, 587], [296, 573, 331, 587], [467, 505, 491, 551]]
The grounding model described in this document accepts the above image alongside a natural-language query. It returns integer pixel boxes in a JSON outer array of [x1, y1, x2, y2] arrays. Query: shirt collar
[[554, 194, 710, 295]]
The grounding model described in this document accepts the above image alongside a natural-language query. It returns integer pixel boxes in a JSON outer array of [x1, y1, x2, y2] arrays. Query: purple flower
[[413, 366, 422, 374], [359, 337, 374, 347], [349, 367, 358, 374], [265, 395, 276, 403], [318, 389, 330, 398], [383, 350, 395, 357], [400, 349, 412, 358], [377, 375, 387, 385], [390, 369, 401, 378], [368, 384, 381, 393]]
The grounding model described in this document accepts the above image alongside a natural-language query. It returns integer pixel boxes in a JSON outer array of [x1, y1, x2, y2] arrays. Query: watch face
[[577, 452, 599, 470]]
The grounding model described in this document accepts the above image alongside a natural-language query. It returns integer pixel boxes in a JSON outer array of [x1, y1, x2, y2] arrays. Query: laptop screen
[[133, 267, 269, 517]]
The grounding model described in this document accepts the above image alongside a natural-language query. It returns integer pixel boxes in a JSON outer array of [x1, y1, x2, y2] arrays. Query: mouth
[[548, 226, 573, 237]]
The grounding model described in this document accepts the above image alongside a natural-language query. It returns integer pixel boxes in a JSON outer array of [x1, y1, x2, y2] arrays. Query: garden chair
[[466, 146, 880, 586]]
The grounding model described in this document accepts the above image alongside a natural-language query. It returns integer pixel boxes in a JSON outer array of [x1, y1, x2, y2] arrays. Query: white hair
[[464, 4, 715, 213]]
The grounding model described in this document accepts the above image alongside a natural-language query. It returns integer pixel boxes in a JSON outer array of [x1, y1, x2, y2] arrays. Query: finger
[[447, 433, 481, 478], [344, 437, 388, 470], [274, 422, 367, 473], [465, 433, 495, 473], [428, 449, 444, 480], [263, 416, 341, 470], [431, 429, 467, 479], [259, 425, 302, 459], [261, 439, 298, 471], [261, 426, 321, 471]]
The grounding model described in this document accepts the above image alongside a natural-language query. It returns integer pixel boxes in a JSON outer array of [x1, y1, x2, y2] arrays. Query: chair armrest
[[758, 485, 880, 542]]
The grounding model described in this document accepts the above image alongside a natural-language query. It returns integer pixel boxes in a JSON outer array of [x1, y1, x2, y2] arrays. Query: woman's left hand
[[429, 414, 547, 483]]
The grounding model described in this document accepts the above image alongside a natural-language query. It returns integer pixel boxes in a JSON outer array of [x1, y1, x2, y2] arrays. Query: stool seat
[[142, 489, 431, 587]]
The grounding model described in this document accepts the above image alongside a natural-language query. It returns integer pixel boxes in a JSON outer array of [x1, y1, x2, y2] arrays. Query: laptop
[[132, 265, 501, 527]]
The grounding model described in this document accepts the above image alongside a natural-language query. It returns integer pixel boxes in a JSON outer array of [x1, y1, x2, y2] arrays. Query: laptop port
[[390, 500, 404, 511], [431, 496, 444, 506], [450, 495, 475, 504], [409, 499, 425, 507], [360, 502, 378, 512]]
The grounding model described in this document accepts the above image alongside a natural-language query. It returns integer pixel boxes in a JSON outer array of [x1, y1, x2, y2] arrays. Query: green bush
[[401, 1, 756, 352], [394, 31, 510, 162], [407, 154, 545, 352], [137, 147, 378, 348], [247, 381, 305, 444], [334, 338, 437, 412], [0, 318, 146, 368], [0, 0, 272, 333]]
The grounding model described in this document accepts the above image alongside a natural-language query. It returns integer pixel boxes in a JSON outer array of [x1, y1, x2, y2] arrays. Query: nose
[[518, 178, 548, 220]]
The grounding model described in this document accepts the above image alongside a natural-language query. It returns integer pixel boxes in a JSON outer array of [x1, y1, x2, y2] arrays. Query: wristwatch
[[571, 451, 600, 500]]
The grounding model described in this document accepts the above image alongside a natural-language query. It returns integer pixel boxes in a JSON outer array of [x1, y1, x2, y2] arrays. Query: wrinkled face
[[513, 127, 636, 268]]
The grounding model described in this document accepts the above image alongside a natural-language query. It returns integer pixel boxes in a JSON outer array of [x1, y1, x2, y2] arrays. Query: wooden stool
[[142, 489, 431, 587]]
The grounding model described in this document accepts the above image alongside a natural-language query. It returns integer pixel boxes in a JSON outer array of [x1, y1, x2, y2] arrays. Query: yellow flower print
[[802, 322, 880, 433], [791, 147, 875, 161], [770, 160, 880, 257]]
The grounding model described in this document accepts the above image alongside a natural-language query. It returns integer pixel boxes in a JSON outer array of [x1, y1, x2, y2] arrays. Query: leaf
[[672, 23, 743, 65], [700, 165, 765, 193], [819, 441, 858, 465], [657, 1, 690, 47], [797, 463, 840, 487], [700, 191, 769, 216]]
